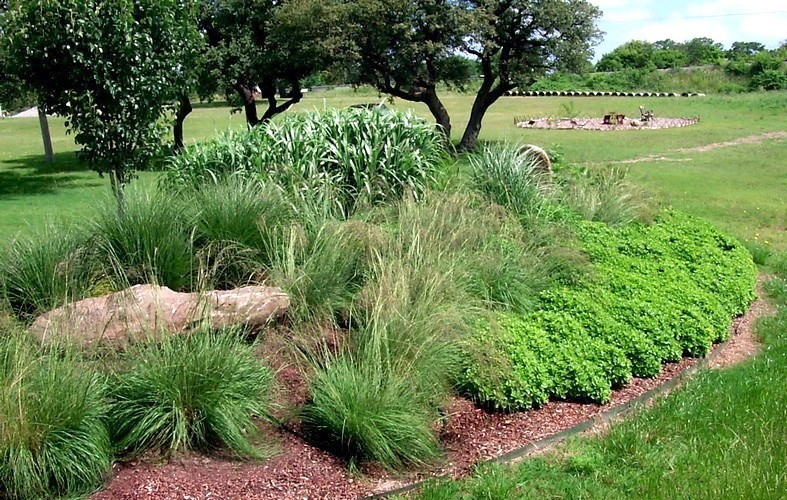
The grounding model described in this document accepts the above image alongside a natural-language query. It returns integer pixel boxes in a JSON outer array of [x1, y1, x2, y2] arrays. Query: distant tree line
[[593, 37, 787, 91]]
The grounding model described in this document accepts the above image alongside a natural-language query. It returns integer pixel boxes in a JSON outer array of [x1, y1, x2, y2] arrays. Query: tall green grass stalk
[[90, 187, 195, 290], [163, 107, 447, 214], [109, 328, 274, 459], [0, 333, 111, 498], [0, 223, 93, 320], [267, 220, 365, 326]]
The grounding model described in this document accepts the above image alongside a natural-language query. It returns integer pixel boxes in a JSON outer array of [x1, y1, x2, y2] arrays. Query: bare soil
[[93, 280, 771, 500]]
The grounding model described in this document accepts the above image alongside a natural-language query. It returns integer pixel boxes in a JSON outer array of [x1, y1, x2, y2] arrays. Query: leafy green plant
[[90, 187, 195, 290], [461, 210, 757, 409], [163, 107, 447, 214], [0, 333, 111, 498], [461, 315, 552, 410], [109, 328, 274, 459], [0, 224, 93, 320]]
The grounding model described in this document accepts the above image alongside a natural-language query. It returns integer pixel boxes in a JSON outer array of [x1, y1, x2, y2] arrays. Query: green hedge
[[461, 210, 757, 410]]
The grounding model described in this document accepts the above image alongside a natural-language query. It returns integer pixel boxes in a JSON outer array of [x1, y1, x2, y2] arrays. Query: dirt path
[[612, 131, 787, 164], [709, 275, 776, 369]]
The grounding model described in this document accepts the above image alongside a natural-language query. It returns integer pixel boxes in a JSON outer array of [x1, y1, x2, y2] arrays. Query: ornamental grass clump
[[302, 204, 476, 468], [163, 107, 447, 214], [559, 167, 649, 226], [0, 224, 93, 320], [109, 328, 274, 459], [302, 351, 442, 470], [188, 177, 295, 263], [469, 143, 553, 222], [90, 186, 195, 291], [266, 219, 366, 326], [0, 333, 111, 498]]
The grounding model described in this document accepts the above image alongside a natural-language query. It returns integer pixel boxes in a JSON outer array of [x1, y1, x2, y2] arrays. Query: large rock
[[30, 284, 290, 347]]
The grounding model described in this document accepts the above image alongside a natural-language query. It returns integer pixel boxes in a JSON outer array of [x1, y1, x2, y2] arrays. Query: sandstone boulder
[[30, 284, 289, 347]]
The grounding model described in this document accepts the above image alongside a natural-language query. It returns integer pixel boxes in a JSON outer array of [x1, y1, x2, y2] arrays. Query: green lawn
[[2, 90, 784, 246]]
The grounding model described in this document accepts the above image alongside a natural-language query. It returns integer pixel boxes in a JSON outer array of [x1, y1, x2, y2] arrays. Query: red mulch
[[93, 293, 766, 500]]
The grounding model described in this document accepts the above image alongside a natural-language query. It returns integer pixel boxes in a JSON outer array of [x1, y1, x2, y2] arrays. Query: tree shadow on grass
[[0, 151, 103, 198]]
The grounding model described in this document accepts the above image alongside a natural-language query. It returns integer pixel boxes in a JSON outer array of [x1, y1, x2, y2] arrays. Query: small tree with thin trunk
[[5, 0, 201, 206]]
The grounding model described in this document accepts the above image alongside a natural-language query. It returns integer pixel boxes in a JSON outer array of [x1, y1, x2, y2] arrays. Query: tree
[[198, 0, 351, 127], [684, 37, 723, 66], [596, 40, 655, 72], [5, 0, 202, 205], [458, 0, 601, 150], [726, 41, 765, 61], [347, 0, 470, 142], [348, 0, 601, 151]]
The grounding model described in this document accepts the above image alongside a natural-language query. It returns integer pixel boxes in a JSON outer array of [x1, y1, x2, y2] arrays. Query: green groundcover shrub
[[461, 210, 757, 410], [163, 107, 447, 214]]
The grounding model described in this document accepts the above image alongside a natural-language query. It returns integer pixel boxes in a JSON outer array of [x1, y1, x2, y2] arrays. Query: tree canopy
[[348, 0, 602, 151], [197, 0, 351, 127], [4, 0, 202, 203]]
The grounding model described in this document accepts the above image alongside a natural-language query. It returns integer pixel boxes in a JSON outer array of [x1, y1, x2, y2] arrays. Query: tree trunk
[[234, 82, 260, 127], [457, 84, 510, 152], [174, 94, 193, 152], [423, 89, 452, 146], [457, 94, 490, 152], [37, 107, 54, 164], [260, 81, 302, 122], [109, 166, 126, 215]]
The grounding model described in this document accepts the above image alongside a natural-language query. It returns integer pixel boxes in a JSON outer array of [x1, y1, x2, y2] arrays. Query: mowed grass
[[626, 139, 787, 252], [1, 89, 784, 245]]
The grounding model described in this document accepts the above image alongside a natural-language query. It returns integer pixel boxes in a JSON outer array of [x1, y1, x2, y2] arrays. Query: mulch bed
[[93, 292, 766, 500]]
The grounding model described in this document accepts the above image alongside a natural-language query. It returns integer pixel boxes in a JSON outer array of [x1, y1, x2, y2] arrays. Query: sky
[[591, 0, 787, 59]]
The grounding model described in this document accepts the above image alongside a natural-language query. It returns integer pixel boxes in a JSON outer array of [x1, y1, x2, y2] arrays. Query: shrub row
[[461, 210, 757, 410], [0, 326, 273, 498]]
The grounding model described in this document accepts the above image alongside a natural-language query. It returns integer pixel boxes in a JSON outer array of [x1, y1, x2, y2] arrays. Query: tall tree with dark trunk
[[458, 0, 602, 150], [4, 0, 202, 207], [198, 0, 351, 127], [348, 0, 471, 143], [345, 0, 601, 151]]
